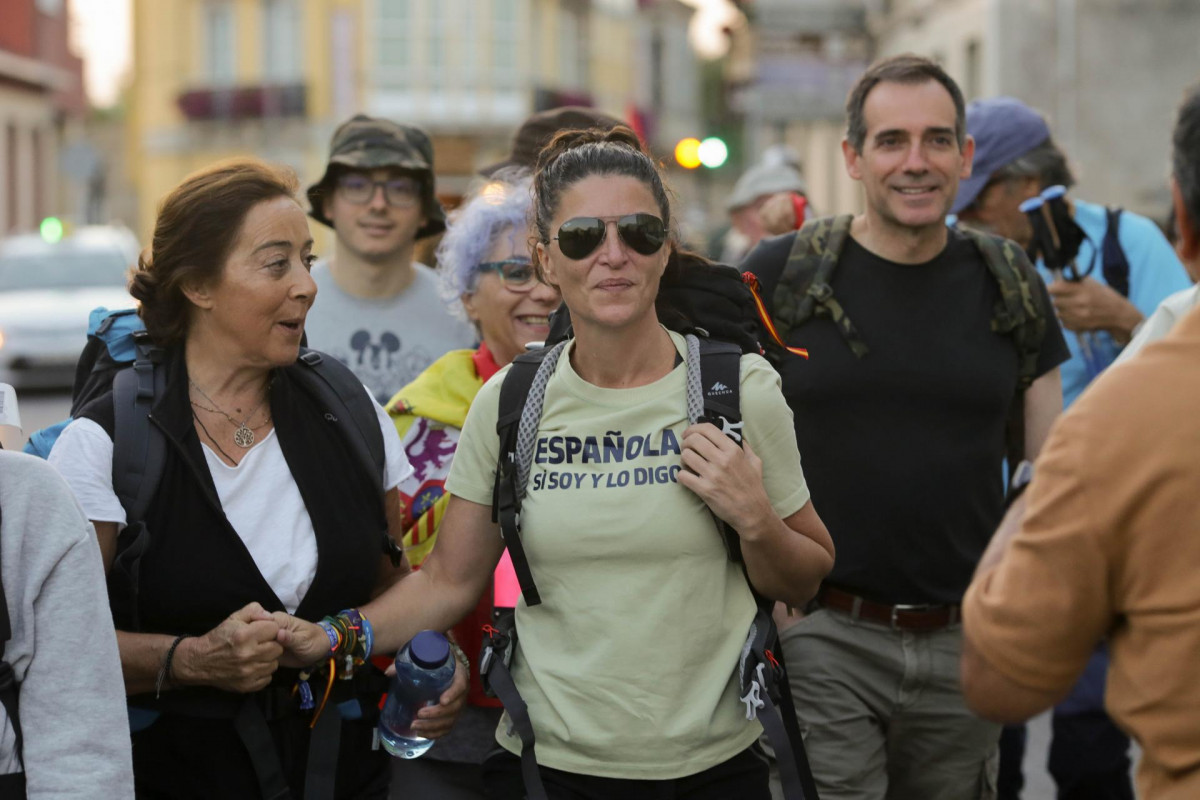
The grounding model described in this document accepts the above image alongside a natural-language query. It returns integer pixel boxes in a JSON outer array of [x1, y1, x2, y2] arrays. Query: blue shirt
[[1039, 199, 1190, 408]]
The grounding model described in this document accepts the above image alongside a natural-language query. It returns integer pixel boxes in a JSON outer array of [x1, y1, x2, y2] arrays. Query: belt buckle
[[890, 603, 934, 630]]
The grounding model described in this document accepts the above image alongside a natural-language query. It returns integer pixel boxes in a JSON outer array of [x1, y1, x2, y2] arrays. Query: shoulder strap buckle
[[806, 281, 833, 303]]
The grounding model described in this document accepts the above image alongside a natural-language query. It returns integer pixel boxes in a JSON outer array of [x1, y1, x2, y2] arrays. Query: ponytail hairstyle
[[531, 125, 672, 281]]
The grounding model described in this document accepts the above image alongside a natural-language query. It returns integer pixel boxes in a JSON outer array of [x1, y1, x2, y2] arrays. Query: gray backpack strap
[[494, 341, 568, 609], [112, 333, 167, 524]]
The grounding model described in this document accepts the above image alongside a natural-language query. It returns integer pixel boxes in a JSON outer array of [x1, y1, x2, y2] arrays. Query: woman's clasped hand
[[270, 610, 470, 739]]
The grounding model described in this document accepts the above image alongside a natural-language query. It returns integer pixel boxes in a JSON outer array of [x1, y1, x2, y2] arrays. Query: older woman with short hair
[[48, 158, 466, 799], [385, 170, 560, 798]]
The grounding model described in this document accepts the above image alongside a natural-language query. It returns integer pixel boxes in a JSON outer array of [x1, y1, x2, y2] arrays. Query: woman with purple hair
[[384, 170, 560, 798]]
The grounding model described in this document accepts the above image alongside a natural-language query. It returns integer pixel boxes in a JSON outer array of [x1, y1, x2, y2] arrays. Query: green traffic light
[[698, 137, 729, 169], [40, 216, 64, 243]]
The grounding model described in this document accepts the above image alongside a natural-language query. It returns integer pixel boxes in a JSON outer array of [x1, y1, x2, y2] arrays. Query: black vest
[[83, 347, 385, 679]]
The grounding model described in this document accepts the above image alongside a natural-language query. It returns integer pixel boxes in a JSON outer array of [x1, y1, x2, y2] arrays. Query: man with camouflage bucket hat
[[304, 114, 476, 403]]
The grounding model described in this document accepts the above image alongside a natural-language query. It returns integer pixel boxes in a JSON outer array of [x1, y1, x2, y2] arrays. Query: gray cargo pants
[[770, 608, 999, 800]]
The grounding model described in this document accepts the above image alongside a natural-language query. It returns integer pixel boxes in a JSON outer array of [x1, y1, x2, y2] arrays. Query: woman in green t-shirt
[[276, 127, 834, 799]]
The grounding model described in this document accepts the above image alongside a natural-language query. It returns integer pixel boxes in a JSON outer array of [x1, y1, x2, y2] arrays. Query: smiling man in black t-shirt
[[742, 56, 1069, 799]]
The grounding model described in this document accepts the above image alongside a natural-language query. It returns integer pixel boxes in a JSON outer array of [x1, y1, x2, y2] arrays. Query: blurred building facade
[[128, 0, 704, 244], [0, 0, 87, 235], [729, 0, 1200, 220], [728, 0, 870, 217], [871, 0, 1200, 218]]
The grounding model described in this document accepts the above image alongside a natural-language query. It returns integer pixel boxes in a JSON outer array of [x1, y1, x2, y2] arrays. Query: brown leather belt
[[816, 586, 960, 631]]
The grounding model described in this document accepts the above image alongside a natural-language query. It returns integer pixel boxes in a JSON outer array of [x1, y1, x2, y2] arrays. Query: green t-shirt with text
[[445, 330, 810, 779]]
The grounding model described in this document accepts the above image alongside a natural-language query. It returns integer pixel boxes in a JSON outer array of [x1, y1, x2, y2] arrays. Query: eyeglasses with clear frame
[[474, 258, 539, 293], [335, 173, 420, 208]]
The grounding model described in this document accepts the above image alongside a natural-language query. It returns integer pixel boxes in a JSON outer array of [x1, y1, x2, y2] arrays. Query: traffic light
[[697, 137, 728, 169], [674, 137, 702, 170], [39, 216, 64, 244], [674, 137, 728, 170]]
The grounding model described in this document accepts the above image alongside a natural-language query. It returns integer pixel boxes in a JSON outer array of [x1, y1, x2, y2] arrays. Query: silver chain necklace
[[188, 379, 270, 448]]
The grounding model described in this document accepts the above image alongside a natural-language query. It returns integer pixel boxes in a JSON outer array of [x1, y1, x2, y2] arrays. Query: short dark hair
[[130, 158, 299, 345], [845, 54, 967, 153], [1174, 83, 1200, 229]]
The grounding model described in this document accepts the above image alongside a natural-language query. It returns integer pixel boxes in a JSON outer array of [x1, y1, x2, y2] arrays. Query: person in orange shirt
[[961, 83, 1200, 800]]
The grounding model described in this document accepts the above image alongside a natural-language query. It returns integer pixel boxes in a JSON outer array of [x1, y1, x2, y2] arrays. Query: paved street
[[1022, 713, 1058, 799]]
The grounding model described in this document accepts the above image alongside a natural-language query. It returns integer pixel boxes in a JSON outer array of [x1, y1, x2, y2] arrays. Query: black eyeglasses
[[476, 258, 538, 292], [551, 214, 667, 260], [336, 173, 420, 208]]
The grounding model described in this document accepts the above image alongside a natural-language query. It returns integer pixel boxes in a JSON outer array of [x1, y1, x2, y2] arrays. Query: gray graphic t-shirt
[[305, 260, 477, 403]]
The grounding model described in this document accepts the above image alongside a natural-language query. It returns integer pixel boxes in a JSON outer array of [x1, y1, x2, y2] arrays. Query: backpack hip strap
[[233, 696, 293, 800], [738, 608, 820, 800], [479, 617, 548, 800]]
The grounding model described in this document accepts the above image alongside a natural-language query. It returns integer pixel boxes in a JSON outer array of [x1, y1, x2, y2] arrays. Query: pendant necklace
[[189, 379, 271, 448]]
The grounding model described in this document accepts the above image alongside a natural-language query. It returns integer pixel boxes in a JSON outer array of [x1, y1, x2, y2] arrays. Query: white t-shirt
[[49, 391, 412, 613], [1114, 284, 1200, 364]]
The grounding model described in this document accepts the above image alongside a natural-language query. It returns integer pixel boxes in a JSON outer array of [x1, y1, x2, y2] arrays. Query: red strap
[[790, 194, 808, 229], [742, 272, 809, 359], [473, 342, 503, 382]]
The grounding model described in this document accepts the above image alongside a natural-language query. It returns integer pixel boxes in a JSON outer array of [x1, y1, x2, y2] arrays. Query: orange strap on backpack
[[742, 271, 810, 359]]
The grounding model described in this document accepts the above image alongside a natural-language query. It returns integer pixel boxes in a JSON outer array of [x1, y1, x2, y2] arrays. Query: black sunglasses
[[551, 214, 667, 260]]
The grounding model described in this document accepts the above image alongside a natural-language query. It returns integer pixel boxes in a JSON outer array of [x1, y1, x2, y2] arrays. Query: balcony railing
[[176, 83, 307, 121]]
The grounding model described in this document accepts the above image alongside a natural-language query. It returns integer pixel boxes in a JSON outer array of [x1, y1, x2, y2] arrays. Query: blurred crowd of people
[[1, 51, 1199, 800]]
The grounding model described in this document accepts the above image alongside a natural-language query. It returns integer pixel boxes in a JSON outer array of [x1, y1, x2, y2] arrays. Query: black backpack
[[0, 501, 27, 799], [478, 258, 820, 800]]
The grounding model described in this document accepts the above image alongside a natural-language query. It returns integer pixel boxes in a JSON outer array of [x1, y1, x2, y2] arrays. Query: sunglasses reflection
[[553, 214, 667, 260]]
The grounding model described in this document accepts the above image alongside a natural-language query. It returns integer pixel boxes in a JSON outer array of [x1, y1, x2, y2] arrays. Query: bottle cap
[[410, 630, 450, 669]]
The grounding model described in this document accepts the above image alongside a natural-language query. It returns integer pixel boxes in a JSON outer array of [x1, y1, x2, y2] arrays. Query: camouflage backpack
[[764, 214, 1047, 464]]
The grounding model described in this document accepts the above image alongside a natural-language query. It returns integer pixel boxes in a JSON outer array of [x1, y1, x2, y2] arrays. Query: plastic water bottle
[[378, 630, 456, 759]]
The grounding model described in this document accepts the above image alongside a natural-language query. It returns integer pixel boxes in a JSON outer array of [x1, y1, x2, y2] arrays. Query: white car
[[0, 226, 139, 390]]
